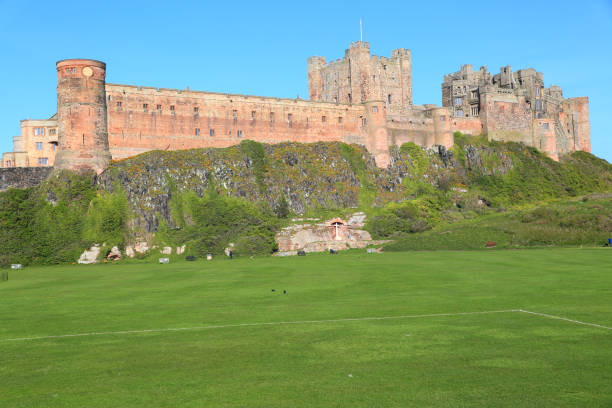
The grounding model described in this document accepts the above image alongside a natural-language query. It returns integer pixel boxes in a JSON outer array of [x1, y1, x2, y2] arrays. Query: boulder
[[160, 246, 172, 255], [125, 246, 135, 258], [348, 212, 367, 228], [176, 245, 186, 255], [78, 245, 100, 264], [106, 246, 122, 261], [134, 242, 149, 254]]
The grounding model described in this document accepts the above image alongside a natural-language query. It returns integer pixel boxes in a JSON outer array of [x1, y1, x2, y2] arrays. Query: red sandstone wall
[[563, 97, 591, 153], [451, 117, 483, 136], [482, 93, 533, 144], [105, 85, 366, 160]]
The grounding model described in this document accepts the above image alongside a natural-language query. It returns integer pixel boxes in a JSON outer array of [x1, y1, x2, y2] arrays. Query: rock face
[[276, 214, 383, 255], [78, 245, 100, 264], [95, 140, 522, 238]]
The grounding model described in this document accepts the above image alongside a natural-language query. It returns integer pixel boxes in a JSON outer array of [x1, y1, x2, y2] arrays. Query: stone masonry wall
[[0, 167, 53, 191], [105, 84, 367, 160]]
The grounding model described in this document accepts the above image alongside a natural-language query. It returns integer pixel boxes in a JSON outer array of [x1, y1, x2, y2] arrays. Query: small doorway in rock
[[332, 221, 344, 241]]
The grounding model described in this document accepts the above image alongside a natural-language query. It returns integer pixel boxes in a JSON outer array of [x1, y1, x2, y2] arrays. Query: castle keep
[[1, 42, 590, 173]]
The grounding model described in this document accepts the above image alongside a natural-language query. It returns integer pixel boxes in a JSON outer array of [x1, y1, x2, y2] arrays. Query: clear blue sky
[[1, 0, 610, 161]]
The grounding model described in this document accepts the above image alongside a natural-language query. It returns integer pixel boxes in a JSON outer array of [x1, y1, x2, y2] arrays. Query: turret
[[54, 59, 111, 174], [392, 48, 412, 107], [307, 56, 326, 101]]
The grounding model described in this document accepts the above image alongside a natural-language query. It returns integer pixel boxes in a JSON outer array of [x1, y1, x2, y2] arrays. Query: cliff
[[1, 136, 610, 266]]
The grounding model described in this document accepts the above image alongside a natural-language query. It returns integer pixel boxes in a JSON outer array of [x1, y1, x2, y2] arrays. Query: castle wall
[[482, 92, 533, 144], [386, 106, 452, 149], [451, 117, 483, 136], [104, 84, 366, 160], [562, 97, 590, 153]]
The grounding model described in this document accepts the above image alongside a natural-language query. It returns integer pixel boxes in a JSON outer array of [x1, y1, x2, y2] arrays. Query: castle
[[1, 42, 590, 173]]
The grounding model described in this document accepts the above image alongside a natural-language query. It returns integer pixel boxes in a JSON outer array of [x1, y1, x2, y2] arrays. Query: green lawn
[[1, 249, 611, 407]]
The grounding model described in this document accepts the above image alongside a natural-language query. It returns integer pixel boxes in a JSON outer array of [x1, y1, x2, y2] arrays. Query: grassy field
[[1, 249, 611, 407]]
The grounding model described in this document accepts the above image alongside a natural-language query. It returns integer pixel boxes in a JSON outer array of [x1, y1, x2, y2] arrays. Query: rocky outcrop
[[276, 214, 387, 255], [78, 245, 100, 264], [96, 141, 523, 237]]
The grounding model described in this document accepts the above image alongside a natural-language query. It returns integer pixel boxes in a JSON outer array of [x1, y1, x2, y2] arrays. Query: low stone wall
[[0, 167, 52, 191]]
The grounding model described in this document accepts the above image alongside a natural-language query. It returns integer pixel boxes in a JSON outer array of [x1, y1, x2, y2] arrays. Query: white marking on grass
[[518, 309, 612, 331], [0, 309, 517, 342]]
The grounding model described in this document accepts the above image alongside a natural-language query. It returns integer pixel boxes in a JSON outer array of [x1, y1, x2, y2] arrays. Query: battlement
[[349, 41, 369, 50]]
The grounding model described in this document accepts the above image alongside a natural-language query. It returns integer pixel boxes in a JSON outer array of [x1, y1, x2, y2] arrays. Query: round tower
[[432, 107, 453, 148], [54, 59, 111, 174], [364, 100, 390, 168]]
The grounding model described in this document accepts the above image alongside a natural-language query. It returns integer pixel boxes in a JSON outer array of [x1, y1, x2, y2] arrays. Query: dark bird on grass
[[271, 289, 275, 292], [283, 290, 287, 294]]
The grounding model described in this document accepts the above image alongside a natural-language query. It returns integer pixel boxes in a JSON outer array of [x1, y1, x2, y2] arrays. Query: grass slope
[[383, 195, 612, 251], [1, 249, 611, 407]]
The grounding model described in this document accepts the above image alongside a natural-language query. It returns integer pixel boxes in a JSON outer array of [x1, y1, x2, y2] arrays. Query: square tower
[[308, 42, 412, 113]]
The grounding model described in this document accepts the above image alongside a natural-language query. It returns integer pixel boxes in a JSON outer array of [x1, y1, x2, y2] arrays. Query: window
[[361, 117, 367, 126], [36, 142, 43, 150], [456, 110, 464, 117], [471, 90, 478, 99], [322, 115, 326, 123], [157, 104, 162, 111], [348, 93, 352, 103], [116, 101, 122, 109], [52, 143, 56, 151], [270, 112, 275, 123], [455, 98, 463, 106], [535, 100, 542, 110], [338, 116, 343, 124], [387, 94, 392, 104], [440, 115, 445, 121], [49, 128, 56, 136], [542, 122, 549, 130], [170, 105, 175, 112], [71, 68, 76, 73], [193, 106, 199, 113], [372, 106, 378, 113], [143, 103, 148, 112], [34, 128, 44, 136], [108, 95, 111, 102], [232, 110, 238, 125], [536, 87, 541, 96], [38, 157, 48, 165], [210, 128, 215, 137], [471, 106, 479, 116], [251, 111, 256, 121], [237, 130, 243, 138], [195, 128, 200, 136], [306, 117, 309, 128], [288, 113, 293, 128]]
